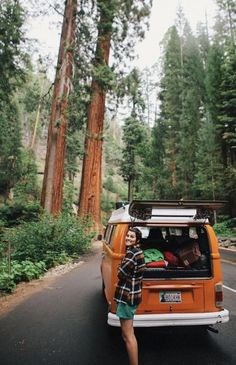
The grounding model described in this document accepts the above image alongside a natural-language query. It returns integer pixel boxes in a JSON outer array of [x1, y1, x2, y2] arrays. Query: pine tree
[[0, 0, 26, 101], [120, 115, 144, 201], [207, 1, 236, 215], [0, 102, 22, 200], [118, 68, 147, 201], [218, 44, 236, 167], [216, 0, 236, 43], [151, 25, 182, 198], [205, 43, 224, 124], [193, 112, 224, 199], [0, 0, 27, 200], [177, 23, 205, 198]]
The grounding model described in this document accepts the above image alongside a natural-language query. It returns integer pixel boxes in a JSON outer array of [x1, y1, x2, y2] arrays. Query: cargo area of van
[[137, 225, 212, 279]]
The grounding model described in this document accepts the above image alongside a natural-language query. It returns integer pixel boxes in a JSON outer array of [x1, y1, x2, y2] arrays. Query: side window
[[104, 225, 116, 247]]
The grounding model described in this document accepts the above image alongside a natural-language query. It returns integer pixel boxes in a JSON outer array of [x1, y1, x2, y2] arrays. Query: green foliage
[[12, 150, 40, 203], [0, 213, 93, 292], [101, 191, 116, 214], [12, 260, 46, 282], [43, 251, 70, 269], [62, 180, 77, 214], [0, 259, 47, 292], [215, 0, 236, 43], [19, 68, 51, 141], [112, 0, 152, 63], [214, 221, 236, 238], [120, 115, 144, 181], [193, 114, 224, 199], [119, 68, 148, 200], [0, 1, 30, 199], [0, 0, 27, 100], [0, 271, 16, 292], [0, 100, 23, 198], [66, 71, 90, 180], [218, 45, 236, 165], [92, 63, 115, 90], [0, 202, 41, 227], [176, 24, 205, 198], [65, 129, 84, 180], [103, 176, 115, 193], [2, 213, 93, 265]]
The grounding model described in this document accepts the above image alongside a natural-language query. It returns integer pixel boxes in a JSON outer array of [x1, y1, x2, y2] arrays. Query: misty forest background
[[0, 0, 236, 291]]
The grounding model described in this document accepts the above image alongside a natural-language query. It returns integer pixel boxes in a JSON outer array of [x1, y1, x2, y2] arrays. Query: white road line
[[223, 285, 236, 293]]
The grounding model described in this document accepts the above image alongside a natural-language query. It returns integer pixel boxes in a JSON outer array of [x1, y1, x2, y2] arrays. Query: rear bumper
[[108, 309, 229, 327]]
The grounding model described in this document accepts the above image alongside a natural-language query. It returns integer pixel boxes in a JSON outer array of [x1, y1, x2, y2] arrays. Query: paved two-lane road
[[0, 243, 235, 365]]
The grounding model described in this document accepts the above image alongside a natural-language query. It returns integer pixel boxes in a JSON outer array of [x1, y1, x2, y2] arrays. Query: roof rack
[[128, 200, 227, 221]]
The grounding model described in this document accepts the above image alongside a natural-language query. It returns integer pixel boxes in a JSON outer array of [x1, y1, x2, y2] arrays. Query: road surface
[[0, 243, 235, 365]]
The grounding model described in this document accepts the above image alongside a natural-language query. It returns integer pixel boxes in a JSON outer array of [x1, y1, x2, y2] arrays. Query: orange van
[[101, 200, 229, 328]]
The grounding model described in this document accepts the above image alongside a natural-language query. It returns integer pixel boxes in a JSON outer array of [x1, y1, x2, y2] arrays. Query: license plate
[[159, 291, 182, 303]]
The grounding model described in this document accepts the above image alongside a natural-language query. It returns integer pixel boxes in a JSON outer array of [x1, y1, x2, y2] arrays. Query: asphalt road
[[220, 247, 236, 263], [0, 244, 235, 365]]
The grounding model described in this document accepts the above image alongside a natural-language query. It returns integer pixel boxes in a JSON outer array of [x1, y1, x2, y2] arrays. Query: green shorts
[[116, 302, 138, 319]]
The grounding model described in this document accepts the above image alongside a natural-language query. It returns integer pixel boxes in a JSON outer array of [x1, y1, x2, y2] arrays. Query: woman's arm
[[118, 251, 135, 279]]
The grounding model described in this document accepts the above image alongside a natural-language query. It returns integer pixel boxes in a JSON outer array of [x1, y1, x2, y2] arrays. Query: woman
[[114, 227, 145, 365]]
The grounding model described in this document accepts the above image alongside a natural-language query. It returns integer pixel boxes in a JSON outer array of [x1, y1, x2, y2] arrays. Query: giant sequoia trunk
[[78, 5, 113, 232], [41, 0, 77, 215]]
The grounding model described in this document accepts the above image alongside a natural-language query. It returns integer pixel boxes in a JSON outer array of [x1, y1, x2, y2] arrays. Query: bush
[[43, 250, 71, 269], [0, 259, 47, 292], [0, 201, 41, 227], [0, 272, 16, 292], [0, 213, 94, 292], [17, 261, 47, 281], [214, 220, 235, 237], [2, 213, 94, 264]]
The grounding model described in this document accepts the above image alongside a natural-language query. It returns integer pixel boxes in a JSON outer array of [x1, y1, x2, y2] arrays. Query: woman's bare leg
[[120, 318, 138, 365]]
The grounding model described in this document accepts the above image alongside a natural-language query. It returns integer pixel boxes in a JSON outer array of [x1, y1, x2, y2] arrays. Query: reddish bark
[[78, 11, 112, 233], [41, 0, 77, 215]]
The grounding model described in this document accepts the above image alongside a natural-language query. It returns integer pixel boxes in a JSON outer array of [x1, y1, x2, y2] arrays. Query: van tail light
[[215, 283, 223, 308]]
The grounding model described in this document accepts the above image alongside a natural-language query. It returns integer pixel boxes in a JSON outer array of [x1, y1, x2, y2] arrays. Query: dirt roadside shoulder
[[0, 241, 102, 317]]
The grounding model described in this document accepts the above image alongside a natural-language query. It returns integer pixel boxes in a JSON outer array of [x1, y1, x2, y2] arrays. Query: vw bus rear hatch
[[128, 200, 227, 223]]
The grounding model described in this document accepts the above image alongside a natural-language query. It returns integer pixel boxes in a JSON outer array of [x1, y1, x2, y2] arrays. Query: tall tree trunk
[[41, 0, 77, 215], [78, 4, 113, 233]]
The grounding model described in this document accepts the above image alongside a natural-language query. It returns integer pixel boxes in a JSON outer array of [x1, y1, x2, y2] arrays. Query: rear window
[[133, 225, 211, 279]]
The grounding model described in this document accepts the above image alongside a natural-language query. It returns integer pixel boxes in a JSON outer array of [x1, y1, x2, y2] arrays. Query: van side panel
[[204, 225, 224, 311], [102, 224, 127, 309], [110, 224, 127, 313]]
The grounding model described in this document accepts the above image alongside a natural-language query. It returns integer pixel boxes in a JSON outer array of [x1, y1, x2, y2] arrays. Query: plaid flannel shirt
[[114, 246, 145, 306]]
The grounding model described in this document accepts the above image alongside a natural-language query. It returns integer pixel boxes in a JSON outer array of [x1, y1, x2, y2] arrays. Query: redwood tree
[[78, 0, 152, 232], [41, 0, 77, 215], [78, 0, 114, 232]]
